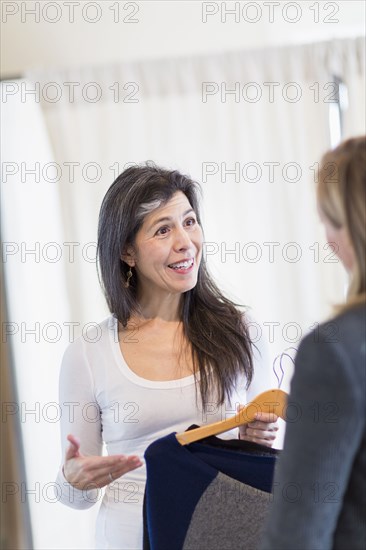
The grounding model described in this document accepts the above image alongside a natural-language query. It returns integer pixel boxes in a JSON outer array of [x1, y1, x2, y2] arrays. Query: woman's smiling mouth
[[167, 258, 194, 272]]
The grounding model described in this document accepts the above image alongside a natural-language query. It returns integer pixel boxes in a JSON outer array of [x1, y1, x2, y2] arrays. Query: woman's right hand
[[63, 434, 143, 490]]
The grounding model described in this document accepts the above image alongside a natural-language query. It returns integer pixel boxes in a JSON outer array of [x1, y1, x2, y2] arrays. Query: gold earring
[[124, 268, 133, 288]]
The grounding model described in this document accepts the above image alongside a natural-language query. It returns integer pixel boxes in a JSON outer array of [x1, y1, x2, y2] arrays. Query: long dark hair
[[97, 163, 253, 405]]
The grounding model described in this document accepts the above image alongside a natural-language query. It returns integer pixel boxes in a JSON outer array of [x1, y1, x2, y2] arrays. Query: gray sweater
[[260, 305, 366, 550]]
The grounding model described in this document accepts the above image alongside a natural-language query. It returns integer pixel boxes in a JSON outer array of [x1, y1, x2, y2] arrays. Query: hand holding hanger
[[238, 410, 279, 446], [176, 389, 288, 445]]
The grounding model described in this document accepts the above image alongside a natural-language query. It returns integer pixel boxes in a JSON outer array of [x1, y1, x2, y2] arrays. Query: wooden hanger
[[176, 389, 288, 446]]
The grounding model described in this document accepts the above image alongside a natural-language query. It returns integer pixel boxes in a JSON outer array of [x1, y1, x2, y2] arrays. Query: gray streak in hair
[[136, 199, 164, 222]]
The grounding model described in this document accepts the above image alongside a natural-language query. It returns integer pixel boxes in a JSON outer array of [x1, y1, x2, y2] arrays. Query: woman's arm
[[56, 337, 103, 508], [56, 337, 141, 509], [260, 325, 365, 549]]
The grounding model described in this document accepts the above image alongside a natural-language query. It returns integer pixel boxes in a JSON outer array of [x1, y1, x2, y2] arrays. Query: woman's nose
[[173, 226, 192, 250]]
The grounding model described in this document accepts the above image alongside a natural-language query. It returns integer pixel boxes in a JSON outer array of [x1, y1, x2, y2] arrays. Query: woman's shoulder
[[61, 315, 116, 360], [334, 302, 366, 332], [302, 303, 366, 350], [296, 304, 366, 387]]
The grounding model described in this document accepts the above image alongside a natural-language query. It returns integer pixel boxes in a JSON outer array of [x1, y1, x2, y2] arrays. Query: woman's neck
[[135, 291, 183, 323]]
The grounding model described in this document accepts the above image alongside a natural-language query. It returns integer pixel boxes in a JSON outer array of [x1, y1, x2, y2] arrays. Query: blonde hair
[[317, 136, 366, 312]]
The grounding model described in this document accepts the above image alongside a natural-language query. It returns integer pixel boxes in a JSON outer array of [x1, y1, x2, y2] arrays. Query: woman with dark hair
[[261, 136, 366, 549], [56, 163, 278, 549]]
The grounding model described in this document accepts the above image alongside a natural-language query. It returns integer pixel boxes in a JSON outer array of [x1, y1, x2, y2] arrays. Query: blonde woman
[[261, 136, 366, 550]]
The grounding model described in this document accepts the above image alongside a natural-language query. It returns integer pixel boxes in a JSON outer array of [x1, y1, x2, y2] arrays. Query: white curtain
[[2, 36, 365, 549]]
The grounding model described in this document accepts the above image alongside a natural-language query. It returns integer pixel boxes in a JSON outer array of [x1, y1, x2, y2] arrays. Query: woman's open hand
[[63, 434, 143, 490], [238, 412, 279, 447]]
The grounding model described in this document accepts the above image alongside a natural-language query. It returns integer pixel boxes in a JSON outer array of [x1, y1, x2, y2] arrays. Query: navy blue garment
[[143, 430, 279, 550]]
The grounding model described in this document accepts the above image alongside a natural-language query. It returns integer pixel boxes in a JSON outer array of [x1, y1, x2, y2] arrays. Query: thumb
[[65, 434, 82, 461]]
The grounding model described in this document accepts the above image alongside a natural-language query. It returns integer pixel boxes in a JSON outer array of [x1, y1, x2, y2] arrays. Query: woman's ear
[[121, 245, 136, 267]]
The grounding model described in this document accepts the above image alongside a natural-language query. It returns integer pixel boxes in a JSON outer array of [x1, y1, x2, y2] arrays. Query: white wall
[[1, 1, 365, 77]]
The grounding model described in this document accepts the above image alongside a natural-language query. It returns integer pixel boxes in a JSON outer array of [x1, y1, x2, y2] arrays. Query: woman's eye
[[185, 217, 197, 227], [155, 226, 170, 236]]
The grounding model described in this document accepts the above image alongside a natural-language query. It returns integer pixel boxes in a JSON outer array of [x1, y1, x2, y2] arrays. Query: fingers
[[246, 421, 279, 431], [240, 426, 277, 441], [245, 426, 277, 441], [238, 411, 279, 447], [107, 456, 143, 483], [247, 413, 279, 432], [65, 434, 82, 461], [64, 454, 143, 490], [67, 433, 81, 446], [253, 412, 279, 423], [245, 418, 278, 444], [90, 455, 143, 488], [236, 407, 279, 425], [86, 454, 132, 472], [87, 455, 142, 477]]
